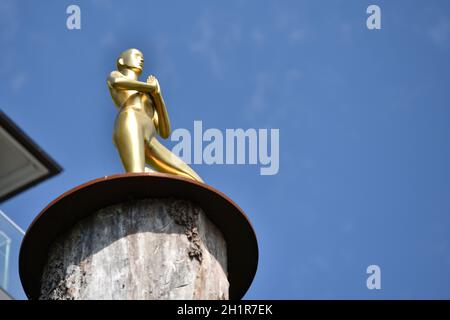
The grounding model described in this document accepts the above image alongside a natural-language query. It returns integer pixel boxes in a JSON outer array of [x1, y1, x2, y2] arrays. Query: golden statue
[[107, 48, 203, 182]]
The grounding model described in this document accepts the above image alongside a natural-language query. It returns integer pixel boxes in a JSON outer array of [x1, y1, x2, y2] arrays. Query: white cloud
[[10, 72, 28, 93], [0, 0, 18, 43], [100, 32, 117, 47], [284, 69, 302, 84], [152, 35, 178, 86], [339, 22, 353, 44], [250, 28, 265, 46], [223, 23, 242, 48], [428, 18, 450, 47], [274, 6, 308, 45], [190, 15, 224, 79], [189, 13, 242, 79], [288, 28, 306, 45], [248, 73, 270, 114], [0, 0, 19, 78]]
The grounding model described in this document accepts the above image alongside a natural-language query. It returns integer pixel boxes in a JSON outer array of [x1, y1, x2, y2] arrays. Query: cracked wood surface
[[39, 198, 228, 300]]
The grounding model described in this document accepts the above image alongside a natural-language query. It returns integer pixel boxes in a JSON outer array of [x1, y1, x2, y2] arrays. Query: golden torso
[[109, 76, 155, 119], [108, 73, 156, 144]]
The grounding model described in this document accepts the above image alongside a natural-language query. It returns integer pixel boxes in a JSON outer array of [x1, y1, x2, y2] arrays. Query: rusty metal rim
[[19, 173, 258, 300]]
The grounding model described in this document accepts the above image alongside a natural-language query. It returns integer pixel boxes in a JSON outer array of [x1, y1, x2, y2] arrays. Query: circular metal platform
[[19, 173, 258, 300]]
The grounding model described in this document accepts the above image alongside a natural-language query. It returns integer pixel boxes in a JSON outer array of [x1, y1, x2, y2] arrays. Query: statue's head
[[117, 48, 144, 74]]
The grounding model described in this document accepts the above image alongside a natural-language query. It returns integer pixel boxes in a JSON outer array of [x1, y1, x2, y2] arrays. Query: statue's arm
[[147, 76, 171, 139], [107, 71, 157, 93]]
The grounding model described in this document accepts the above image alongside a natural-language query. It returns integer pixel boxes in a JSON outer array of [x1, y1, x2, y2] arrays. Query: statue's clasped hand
[[147, 75, 160, 93]]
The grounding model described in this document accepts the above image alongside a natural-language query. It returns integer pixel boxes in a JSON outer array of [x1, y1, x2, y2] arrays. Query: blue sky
[[1, 0, 450, 299]]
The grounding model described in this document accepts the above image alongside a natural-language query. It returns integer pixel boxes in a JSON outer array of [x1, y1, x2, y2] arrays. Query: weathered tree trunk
[[38, 198, 228, 300]]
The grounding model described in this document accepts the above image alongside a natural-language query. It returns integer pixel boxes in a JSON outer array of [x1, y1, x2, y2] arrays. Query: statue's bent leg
[[113, 109, 146, 172], [145, 138, 204, 182]]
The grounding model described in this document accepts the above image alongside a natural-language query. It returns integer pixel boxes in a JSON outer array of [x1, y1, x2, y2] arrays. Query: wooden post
[[38, 198, 229, 300], [19, 174, 258, 300]]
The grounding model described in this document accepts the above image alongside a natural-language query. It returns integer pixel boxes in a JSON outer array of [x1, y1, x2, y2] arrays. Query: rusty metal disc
[[19, 173, 258, 300]]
